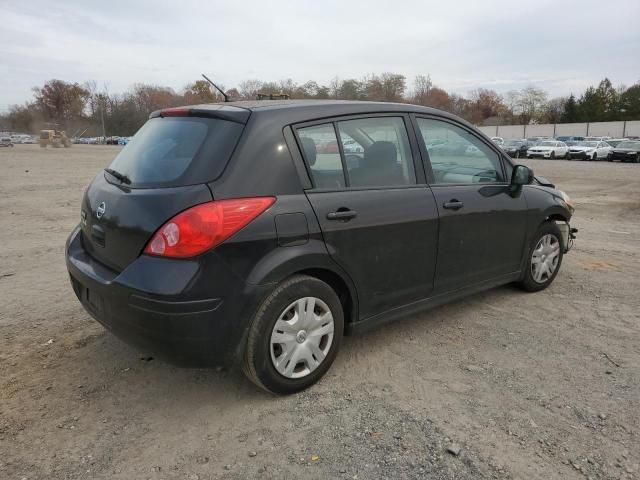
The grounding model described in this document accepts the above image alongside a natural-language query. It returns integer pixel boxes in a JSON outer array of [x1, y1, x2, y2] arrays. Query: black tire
[[550, 150, 556, 160], [527, 154, 532, 159], [517, 222, 564, 292], [243, 275, 344, 395], [592, 153, 597, 161], [564, 151, 570, 159], [635, 154, 640, 164]]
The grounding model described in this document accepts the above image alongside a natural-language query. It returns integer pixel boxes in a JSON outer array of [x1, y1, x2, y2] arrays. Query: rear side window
[[297, 116, 416, 189], [337, 117, 415, 188], [108, 117, 243, 188]]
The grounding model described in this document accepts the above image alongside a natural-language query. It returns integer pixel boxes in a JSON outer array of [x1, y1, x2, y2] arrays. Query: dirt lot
[[1, 144, 638, 480]]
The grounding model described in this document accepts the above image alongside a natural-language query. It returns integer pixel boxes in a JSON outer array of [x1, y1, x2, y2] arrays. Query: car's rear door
[[294, 114, 439, 319], [413, 115, 528, 294]]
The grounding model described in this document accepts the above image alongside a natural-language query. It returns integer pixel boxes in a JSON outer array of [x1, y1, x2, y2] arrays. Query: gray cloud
[[1, 0, 639, 111]]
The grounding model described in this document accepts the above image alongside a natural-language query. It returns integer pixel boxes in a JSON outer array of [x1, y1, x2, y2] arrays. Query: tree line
[[1, 74, 639, 136]]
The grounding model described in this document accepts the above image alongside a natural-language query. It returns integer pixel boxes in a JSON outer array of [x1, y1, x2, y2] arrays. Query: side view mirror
[[511, 164, 534, 187]]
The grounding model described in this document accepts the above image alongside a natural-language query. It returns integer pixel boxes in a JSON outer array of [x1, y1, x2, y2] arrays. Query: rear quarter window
[[108, 116, 244, 188]]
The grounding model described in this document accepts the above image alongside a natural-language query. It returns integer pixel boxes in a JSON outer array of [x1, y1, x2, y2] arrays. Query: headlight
[[628, 151, 637, 155], [558, 190, 573, 208]]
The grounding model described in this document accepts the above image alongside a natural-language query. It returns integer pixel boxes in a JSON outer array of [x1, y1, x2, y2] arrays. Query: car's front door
[[295, 115, 439, 319], [414, 116, 528, 294]]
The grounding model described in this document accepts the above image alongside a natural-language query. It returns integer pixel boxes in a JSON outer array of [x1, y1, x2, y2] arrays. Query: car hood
[[529, 146, 555, 151], [568, 146, 594, 151]]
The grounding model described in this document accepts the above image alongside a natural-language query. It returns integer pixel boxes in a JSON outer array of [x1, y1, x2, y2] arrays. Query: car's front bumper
[[569, 151, 588, 159], [65, 225, 271, 367], [527, 151, 552, 158]]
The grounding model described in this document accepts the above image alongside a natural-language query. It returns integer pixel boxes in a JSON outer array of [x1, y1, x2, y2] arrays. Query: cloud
[[1, 0, 639, 111]]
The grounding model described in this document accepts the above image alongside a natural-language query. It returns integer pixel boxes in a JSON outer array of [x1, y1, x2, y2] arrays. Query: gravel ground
[[1, 145, 638, 480]]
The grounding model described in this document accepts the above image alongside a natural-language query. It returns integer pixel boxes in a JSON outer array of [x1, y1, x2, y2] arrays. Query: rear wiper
[[104, 168, 131, 184]]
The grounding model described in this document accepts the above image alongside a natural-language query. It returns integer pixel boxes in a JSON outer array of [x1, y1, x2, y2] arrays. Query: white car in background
[[527, 140, 569, 159], [567, 140, 612, 161], [490, 136, 504, 145]]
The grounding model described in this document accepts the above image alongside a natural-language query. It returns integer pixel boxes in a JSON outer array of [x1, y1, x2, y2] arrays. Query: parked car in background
[[567, 140, 612, 161], [584, 136, 611, 142], [1, 136, 14, 147], [490, 136, 504, 146], [608, 140, 640, 163], [604, 139, 627, 148], [117, 137, 132, 146], [65, 100, 576, 394], [501, 139, 530, 159], [556, 135, 585, 143], [527, 140, 569, 159], [20, 135, 34, 144], [342, 138, 364, 154]]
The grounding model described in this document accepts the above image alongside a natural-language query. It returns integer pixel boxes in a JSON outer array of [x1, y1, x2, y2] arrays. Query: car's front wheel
[[549, 151, 556, 159], [592, 152, 598, 161], [517, 222, 564, 292], [243, 275, 344, 394]]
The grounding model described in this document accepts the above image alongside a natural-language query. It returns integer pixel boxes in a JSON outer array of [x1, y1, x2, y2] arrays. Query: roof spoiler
[[149, 106, 250, 124]]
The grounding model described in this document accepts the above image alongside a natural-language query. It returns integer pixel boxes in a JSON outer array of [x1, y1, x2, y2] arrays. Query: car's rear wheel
[[550, 151, 556, 159], [243, 275, 344, 394], [518, 222, 564, 292]]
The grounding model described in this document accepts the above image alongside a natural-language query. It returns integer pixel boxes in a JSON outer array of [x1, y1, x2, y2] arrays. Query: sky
[[1, 0, 639, 111]]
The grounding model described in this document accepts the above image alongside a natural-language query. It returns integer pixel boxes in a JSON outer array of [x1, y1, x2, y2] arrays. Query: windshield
[[504, 140, 524, 146], [574, 141, 598, 147], [108, 116, 243, 188], [617, 141, 640, 149], [539, 141, 556, 146]]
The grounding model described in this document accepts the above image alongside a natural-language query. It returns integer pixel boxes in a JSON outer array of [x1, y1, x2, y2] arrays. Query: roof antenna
[[201, 73, 229, 102]]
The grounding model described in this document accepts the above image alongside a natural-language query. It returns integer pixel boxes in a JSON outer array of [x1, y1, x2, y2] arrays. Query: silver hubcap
[[531, 234, 560, 284], [270, 297, 334, 379]]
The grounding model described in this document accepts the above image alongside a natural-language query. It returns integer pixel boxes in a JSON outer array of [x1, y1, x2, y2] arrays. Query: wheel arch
[[295, 267, 358, 327]]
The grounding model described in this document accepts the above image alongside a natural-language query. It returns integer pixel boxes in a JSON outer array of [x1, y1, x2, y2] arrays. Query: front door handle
[[443, 200, 464, 210], [327, 209, 357, 220]]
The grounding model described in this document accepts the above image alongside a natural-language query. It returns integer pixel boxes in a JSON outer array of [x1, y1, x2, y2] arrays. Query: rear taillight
[[143, 197, 275, 258]]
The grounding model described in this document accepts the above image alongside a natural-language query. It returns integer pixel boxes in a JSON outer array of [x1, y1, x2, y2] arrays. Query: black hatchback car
[[66, 100, 576, 394]]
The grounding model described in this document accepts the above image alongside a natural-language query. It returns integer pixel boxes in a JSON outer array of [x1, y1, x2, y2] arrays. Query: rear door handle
[[443, 200, 464, 210], [327, 209, 357, 220]]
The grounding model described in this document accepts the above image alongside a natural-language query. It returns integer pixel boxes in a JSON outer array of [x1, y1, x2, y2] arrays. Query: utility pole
[[101, 102, 106, 144]]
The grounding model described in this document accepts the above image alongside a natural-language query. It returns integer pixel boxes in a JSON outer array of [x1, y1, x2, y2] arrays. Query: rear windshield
[[107, 116, 243, 188]]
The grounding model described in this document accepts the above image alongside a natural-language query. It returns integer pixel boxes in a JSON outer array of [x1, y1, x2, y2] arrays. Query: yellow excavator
[[39, 129, 71, 148]]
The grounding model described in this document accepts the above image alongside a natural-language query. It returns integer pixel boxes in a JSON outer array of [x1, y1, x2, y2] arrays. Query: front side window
[[417, 118, 504, 184], [337, 117, 416, 188]]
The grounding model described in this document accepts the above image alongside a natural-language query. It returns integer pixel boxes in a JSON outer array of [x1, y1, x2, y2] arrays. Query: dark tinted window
[[108, 116, 243, 188]]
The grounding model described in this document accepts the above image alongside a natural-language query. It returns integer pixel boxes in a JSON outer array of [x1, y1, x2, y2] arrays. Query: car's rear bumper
[[65, 225, 271, 367]]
